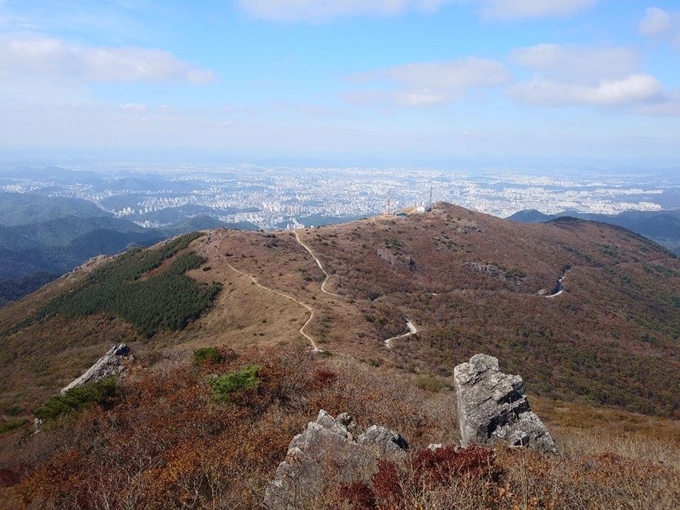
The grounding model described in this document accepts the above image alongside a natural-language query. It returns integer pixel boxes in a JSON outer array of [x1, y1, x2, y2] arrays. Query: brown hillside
[[1, 204, 680, 508], [2, 203, 679, 418]]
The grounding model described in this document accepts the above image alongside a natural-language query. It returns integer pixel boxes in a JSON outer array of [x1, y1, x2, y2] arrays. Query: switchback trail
[[384, 320, 418, 349], [294, 230, 343, 299], [207, 232, 322, 352], [295, 230, 418, 349]]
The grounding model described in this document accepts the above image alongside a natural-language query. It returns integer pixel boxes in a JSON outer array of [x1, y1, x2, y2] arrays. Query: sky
[[0, 0, 679, 166]]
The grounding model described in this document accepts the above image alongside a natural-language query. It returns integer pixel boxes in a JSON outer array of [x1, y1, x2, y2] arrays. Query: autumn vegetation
[[1, 204, 680, 508], [0, 344, 678, 509]]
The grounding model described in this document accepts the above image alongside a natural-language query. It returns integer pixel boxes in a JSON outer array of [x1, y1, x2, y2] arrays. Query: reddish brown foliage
[[313, 368, 338, 388], [371, 460, 404, 509], [339, 446, 500, 510], [339, 482, 377, 510], [0, 468, 21, 488], [413, 444, 498, 486]]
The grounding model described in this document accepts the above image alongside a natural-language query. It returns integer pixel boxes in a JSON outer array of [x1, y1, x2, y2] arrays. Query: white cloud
[[235, 0, 454, 22], [638, 7, 680, 46], [475, 0, 597, 20], [510, 44, 638, 83], [639, 7, 672, 37], [120, 103, 148, 111], [508, 44, 668, 109], [351, 58, 510, 106], [508, 74, 665, 107], [387, 59, 510, 89], [235, 0, 596, 21], [0, 36, 215, 84]]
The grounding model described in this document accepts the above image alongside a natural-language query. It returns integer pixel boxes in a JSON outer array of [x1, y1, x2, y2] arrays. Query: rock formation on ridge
[[60, 343, 132, 394], [264, 410, 408, 509], [454, 354, 557, 455]]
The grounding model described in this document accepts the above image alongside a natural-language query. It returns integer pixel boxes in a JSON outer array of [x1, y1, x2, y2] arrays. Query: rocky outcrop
[[454, 354, 557, 455], [60, 344, 132, 394], [264, 410, 408, 509]]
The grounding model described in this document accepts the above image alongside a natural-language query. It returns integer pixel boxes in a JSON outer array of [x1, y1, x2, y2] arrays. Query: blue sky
[[0, 0, 679, 165]]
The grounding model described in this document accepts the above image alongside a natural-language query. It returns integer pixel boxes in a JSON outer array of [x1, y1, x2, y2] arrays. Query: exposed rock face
[[60, 344, 131, 394], [264, 410, 408, 509], [454, 354, 557, 455]]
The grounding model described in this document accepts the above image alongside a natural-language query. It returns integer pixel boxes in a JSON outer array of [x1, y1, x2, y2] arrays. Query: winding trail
[[206, 230, 419, 352], [384, 320, 418, 349], [295, 230, 418, 350], [294, 230, 343, 298], [546, 268, 570, 298], [208, 231, 322, 352]]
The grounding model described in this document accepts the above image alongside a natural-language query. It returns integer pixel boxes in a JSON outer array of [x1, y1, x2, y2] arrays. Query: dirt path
[[294, 230, 343, 298], [546, 268, 570, 298], [295, 230, 419, 350], [384, 320, 418, 349], [205, 230, 417, 352], [208, 231, 322, 352]]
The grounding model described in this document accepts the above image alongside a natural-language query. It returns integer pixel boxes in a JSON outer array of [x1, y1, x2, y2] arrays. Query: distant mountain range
[[0, 192, 237, 306], [509, 209, 680, 256]]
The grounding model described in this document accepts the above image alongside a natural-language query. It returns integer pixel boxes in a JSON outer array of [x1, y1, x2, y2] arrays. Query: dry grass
[[1, 208, 680, 508], [1, 343, 679, 509]]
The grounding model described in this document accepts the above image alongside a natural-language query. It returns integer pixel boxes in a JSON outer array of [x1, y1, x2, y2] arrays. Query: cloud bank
[[508, 74, 665, 107], [235, 0, 595, 22], [0, 37, 215, 84], [508, 44, 665, 107], [477, 0, 597, 20], [234, 0, 449, 22]]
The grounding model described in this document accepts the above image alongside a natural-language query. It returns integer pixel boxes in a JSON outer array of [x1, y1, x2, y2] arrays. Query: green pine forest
[[20, 232, 221, 338]]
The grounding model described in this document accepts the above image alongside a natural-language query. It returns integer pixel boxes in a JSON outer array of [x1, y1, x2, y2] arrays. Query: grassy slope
[[1, 344, 678, 509], [296, 205, 680, 417], [1, 205, 680, 507]]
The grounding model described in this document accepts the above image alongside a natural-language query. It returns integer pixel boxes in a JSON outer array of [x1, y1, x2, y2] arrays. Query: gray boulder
[[264, 410, 408, 509], [61, 344, 131, 394], [454, 354, 557, 455], [357, 425, 409, 457]]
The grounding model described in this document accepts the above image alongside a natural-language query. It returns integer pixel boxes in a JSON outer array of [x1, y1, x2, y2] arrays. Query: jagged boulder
[[264, 410, 408, 509], [454, 354, 557, 455], [60, 344, 132, 394], [357, 425, 409, 456]]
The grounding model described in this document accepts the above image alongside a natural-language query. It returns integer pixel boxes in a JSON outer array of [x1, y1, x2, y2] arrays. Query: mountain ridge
[[2, 202, 680, 508], [509, 208, 680, 256], [2, 202, 679, 416]]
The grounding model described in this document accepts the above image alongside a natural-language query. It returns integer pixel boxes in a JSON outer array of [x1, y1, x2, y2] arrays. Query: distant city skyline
[[2, 164, 678, 226], [1, 1, 679, 163]]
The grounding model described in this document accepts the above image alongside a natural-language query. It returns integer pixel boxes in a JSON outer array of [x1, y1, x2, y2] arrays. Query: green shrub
[[413, 374, 444, 392], [193, 347, 223, 365], [209, 365, 259, 402], [5, 405, 24, 417], [35, 376, 117, 422], [0, 418, 28, 434]]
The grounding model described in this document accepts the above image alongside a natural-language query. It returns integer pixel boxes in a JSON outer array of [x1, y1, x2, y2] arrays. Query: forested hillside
[[0, 193, 231, 307], [1, 205, 680, 509]]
